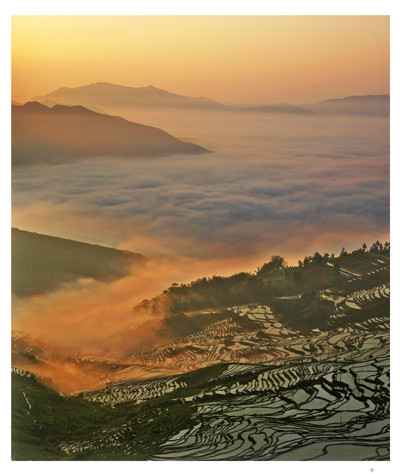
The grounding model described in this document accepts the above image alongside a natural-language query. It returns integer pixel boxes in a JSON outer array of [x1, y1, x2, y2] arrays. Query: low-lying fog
[[12, 110, 389, 356]]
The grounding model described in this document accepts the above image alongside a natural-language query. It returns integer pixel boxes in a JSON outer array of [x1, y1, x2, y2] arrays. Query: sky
[[11, 15, 390, 105]]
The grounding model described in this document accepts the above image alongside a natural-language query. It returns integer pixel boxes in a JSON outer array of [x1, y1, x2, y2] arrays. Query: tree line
[[133, 240, 389, 316]]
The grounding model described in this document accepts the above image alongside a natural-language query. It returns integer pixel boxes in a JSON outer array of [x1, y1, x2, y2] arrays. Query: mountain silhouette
[[304, 95, 389, 117], [31, 84, 389, 118], [32, 82, 316, 115], [235, 104, 316, 115], [40, 99, 108, 115], [32, 82, 228, 110], [12, 102, 209, 166]]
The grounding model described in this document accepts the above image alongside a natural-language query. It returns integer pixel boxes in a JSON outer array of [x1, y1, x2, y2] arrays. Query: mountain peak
[[14, 101, 50, 113], [31, 82, 227, 110], [50, 103, 99, 116]]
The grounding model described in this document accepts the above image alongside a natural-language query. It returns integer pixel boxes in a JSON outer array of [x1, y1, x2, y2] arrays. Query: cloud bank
[[12, 113, 389, 264]]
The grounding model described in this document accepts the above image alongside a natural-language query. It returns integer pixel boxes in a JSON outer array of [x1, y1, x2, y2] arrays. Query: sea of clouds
[[12, 111, 389, 263]]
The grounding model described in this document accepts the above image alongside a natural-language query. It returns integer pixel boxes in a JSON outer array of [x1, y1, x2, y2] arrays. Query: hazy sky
[[11, 15, 390, 104]]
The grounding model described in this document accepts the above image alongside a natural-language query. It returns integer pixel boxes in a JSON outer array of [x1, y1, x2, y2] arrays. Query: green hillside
[[12, 228, 146, 297]]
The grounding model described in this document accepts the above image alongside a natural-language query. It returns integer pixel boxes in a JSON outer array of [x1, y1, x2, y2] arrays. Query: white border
[[3, 3, 398, 474]]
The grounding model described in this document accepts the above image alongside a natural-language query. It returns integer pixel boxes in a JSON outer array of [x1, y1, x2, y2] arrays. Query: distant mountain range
[[11, 86, 389, 167], [12, 101, 209, 166], [32, 82, 227, 110], [302, 94, 389, 117], [29, 82, 389, 117], [12, 228, 146, 297], [234, 104, 316, 115], [31, 82, 314, 115]]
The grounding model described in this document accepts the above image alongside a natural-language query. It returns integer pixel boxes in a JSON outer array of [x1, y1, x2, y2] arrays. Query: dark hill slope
[[12, 228, 146, 297], [12, 102, 209, 166]]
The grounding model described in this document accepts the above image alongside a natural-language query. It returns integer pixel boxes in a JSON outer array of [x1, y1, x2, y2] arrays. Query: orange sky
[[12, 15, 389, 105]]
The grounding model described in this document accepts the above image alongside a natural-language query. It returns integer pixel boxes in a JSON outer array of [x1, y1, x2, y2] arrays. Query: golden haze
[[12, 15, 389, 104]]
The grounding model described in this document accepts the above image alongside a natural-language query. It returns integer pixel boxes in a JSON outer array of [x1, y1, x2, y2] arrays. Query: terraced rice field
[[12, 253, 390, 460], [155, 353, 389, 460], [58, 323, 389, 460], [74, 315, 388, 458]]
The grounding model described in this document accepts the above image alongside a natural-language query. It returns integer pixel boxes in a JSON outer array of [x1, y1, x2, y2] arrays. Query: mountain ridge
[[302, 94, 389, 116], [31, 82, 315, 115], [31, 82, 389, 116], [32, 82, 227, 110], [12, 101, 209, 166]]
